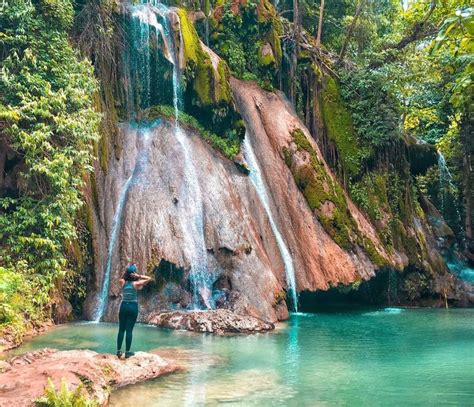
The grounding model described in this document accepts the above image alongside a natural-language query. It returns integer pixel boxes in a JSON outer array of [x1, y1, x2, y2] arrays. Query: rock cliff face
[[84, 78, 455, 324]]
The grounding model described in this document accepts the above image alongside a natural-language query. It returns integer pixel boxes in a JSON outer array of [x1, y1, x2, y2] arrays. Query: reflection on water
[[8, 309, 474, 406]]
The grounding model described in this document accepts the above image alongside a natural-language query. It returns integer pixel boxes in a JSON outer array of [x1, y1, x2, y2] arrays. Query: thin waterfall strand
[[243, 134, 298, 311], [94, 175, 133, 322], [94, 127, 155, 321], [438, 152, 463, 232]]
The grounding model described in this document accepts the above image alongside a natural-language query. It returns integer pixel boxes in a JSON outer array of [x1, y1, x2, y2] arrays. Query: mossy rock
[[285, 128, 388, 266], [321, 76, 368, 178], [178, 8, 233, 106], [258, 42, 276, 67], [145, 105, 240, 159]]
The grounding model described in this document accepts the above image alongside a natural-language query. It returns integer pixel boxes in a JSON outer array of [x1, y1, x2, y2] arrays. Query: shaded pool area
[[9, 308, 474, 406]]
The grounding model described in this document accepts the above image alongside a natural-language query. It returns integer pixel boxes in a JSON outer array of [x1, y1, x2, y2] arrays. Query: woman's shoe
[[125, 351, 135, 358], [116, 350, 123, 359]]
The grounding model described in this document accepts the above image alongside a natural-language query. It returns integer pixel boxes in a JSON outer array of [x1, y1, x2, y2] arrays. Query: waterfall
[[130, 1, 214, 309], [95, 1, 218, 318], [438, 152, 457, 213], [94, 126, 155, 321], [438, 152, 463, 234], [162, 10, 214, 309], [94, 176, 133, 322], [243, 135, 298, 311]]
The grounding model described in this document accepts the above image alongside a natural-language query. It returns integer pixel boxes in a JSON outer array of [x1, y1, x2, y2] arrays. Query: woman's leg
[[116, 303, 127, 351], [125, 303, 138, 352]]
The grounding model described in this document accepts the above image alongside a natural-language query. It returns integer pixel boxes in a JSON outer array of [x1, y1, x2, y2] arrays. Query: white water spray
[[243, 134, 298, 311], [438, 152, 464, 233]]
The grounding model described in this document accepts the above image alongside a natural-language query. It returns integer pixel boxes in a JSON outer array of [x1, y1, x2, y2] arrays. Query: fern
[[34, 378, 99, 407]]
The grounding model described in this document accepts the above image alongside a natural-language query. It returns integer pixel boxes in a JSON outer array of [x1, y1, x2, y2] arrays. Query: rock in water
[[147, 310, 275, 334], [0, 348, 178, 406]]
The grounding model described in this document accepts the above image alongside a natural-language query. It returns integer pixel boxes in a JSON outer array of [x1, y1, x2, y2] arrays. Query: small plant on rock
[[35, 378, 98, 407]]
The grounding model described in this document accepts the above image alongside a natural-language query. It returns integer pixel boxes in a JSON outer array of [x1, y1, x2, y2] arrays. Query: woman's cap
[[126, 264, 137, 274]]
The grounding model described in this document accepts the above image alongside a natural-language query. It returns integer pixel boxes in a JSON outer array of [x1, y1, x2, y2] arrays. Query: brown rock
[[52, 297, 73, 324], [147, 309, 275, 335], [0, 348, 178, 406], [84, 77, 450, 326]]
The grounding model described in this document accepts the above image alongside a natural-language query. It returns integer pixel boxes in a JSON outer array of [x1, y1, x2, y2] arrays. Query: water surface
[[10, 308, 474, 406]]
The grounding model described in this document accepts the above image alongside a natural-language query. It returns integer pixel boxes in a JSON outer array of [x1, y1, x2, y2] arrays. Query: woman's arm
[[133, 275, 152, 290], [119, 278, 125, 288]]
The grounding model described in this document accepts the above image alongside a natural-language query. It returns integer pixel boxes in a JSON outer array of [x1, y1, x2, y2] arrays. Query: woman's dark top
[[122, 281, 138, 302]]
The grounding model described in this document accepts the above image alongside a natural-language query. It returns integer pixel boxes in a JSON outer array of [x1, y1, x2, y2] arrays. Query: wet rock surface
[[85, 78, 463, 325], [147, 310, 275, 334], [0, 348, 178, 406]]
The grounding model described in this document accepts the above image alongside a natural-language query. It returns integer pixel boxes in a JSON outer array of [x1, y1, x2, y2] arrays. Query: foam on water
[[363, 307, 405, 316]]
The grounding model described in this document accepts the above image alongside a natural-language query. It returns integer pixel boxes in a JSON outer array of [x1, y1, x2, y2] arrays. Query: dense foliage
[[272, 0, 472, 245], [0, 0, 99, 338], [0, 0, 471, 347]]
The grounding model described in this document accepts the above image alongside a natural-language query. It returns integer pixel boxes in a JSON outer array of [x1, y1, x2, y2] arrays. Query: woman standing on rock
[[116, 264, 151, 358]]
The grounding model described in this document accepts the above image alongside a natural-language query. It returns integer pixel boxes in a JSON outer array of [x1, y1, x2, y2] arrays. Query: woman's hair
[[123, 264, 139, 281]]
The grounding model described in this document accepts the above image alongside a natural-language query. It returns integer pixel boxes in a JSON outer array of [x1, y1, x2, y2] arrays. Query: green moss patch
[[209, 0, 281, 86], [286, 128, 389, 266], [178, 8, 232, 107], [321, 77, 369, 178], [146, 105, 240, 159]]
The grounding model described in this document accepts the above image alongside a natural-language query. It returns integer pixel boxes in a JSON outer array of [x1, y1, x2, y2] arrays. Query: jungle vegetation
[[0, 0, 472, 343]]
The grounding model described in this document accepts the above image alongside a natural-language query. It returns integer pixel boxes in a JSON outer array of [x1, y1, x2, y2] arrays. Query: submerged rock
[[147, 310, 275, 334], [0, 348, 178, 406]]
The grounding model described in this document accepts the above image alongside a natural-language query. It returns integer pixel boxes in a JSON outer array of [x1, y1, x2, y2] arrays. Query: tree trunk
[[316, 0, 324, 47], [339, 0, 367, 60], [290, 0, 300, 104], [461, 114, 473, 239]]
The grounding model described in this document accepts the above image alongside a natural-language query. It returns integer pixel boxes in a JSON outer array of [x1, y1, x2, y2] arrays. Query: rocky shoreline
[[0, 348, 179, 406], [0, 320, 55, 355]]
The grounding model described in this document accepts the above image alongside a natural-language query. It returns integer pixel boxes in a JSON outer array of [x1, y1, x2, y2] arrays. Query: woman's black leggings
[[117, 301, 138, 352]]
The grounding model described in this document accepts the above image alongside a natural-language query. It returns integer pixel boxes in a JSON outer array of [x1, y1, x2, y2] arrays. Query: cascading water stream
[[438, 152, 457, 213], [163, 10, 214, 309], [94, 176, 133, 322], [438, 152, 464, 234], [436, 151, 470, 281], [243, 135, 298, 311], [94, 126, 155, 321], [129, 1, 213, 309]]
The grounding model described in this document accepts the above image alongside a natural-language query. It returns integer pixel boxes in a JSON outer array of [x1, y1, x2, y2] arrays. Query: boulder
[[147, 309, 275, 335]]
